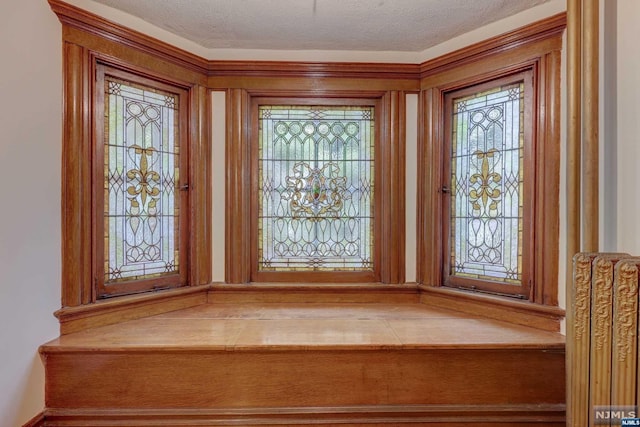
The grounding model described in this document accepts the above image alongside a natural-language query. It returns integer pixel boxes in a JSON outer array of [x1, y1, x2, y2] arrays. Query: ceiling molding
[[49, 0, 565, 82], [207, 60, 420, 80], [48, 0, 210, 75], [419, 12, 567, 78]]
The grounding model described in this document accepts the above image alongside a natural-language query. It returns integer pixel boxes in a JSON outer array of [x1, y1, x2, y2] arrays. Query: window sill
[[208, 282, 421, 304], [55, 285, 211, 334], [54, 282, 562, 334], [418, 285, 565, 332]]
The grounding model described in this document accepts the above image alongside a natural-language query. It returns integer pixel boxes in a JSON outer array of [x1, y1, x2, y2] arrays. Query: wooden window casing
[[418, 27, 562, 305], [226, 90, 407, 285], [55, 6, 212, 309], [50, 0, 564, 333]]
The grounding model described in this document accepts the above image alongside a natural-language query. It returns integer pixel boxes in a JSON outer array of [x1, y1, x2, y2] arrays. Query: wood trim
[[190, 85, 212, 286], [54, 285, 210, 334], [380, 91, 406, 284], [417, 21, 564, 308], [419, 285, 565, 332], [61, 42, 92, 307], [49, 0, 420, 82], [567, 252, 596, 427], [536, 49, 562, 306], [42, 404, 565, 425], [208, 76, 419, 93], [417, 88, 444, 288], [566, 0, 582, 289], [51, 1, 566, 319], [42, 348, 564, 408], [564, 10, 586, 422], [208, 283, 420, 304], [225, 89, 251, 283], [48, 0, 209, 75], [21, 411, 45, 427], [419, 13, 567, 78], [209, 60, 420, 79], [582, 0, 599, 251]]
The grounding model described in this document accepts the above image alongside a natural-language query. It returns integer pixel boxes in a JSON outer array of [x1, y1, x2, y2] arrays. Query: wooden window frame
[[418, 30, 562, 306], [51, 0, 563, 333], [94, 64, 191, 298], [250, 97, 381, 283], [442, 71, 534, 298], [226, 90, 406, 285], [58, 34, 211, 308]]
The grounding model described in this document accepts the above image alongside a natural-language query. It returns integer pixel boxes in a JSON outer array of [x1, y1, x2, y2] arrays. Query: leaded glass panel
[[258, 105, 374, 271], [104, 77, 180, 283], [450, 82, 524, 284]]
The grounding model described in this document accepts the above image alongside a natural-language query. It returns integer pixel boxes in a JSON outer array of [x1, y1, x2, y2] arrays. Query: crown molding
[[49, 0, 564, 81], [419, 12, 566, 78], [48, 0, 210, 75], [48, 0, 420, 80]]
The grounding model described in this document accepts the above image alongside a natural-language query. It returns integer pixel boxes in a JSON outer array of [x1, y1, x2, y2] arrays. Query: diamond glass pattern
[[450, 82, 525, 284], [258, 105, 374, 271], [104, 77, 180, 283]]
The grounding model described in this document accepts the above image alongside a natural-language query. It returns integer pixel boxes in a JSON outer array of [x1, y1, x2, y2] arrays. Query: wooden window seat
[[40, 291, 566, 426]]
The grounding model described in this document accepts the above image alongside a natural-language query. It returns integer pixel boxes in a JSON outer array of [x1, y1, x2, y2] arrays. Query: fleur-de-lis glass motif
[[104, 77, 180, 283], [469, 148, 502, 216], [126, 145, 160, 207], [450, 82, 525, 284]]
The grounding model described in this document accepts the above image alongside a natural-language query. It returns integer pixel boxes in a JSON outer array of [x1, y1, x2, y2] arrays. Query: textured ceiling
[[89, 0, 550, 52]]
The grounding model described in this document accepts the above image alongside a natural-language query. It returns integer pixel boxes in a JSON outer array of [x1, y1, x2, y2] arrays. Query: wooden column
[[566, 2, 582, 426], [61, 42, 92, 307], [225, 89, 251, 283], [582, 0, 600, 251], [566, 0, 582, 285], [380, 91, 406, 284], [190, 85, 212, 286], [567, 1, 600, 426], [417, 88, 443, 288]]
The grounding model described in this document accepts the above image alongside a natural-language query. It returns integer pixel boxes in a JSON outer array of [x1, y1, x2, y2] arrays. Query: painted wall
[[0, 0, 62, 425], [614, 0, 640, 255]]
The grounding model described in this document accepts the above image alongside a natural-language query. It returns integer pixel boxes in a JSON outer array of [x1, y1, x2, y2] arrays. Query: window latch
[[440, 186, 450, 194], [179, 184, 190, 191]]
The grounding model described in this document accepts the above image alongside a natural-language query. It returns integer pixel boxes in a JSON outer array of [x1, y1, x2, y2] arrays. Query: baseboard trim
[[22, 411, 45, 427], [44, 404, 565, 425]]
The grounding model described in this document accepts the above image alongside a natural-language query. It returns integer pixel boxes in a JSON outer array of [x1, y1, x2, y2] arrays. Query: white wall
[[614, 0, 640, 255], [0, 0, 62, 425]]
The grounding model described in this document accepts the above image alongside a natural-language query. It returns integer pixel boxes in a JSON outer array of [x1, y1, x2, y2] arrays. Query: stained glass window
[[449, 82, 525, 285], [104, 77, 180, 283], [258, 105, 374, 271]]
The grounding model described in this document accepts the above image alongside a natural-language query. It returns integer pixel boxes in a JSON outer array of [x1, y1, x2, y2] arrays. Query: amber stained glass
[[104, 77, 180, 283], [450, 82, 525, 284], [258, 106, 374, 271]]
